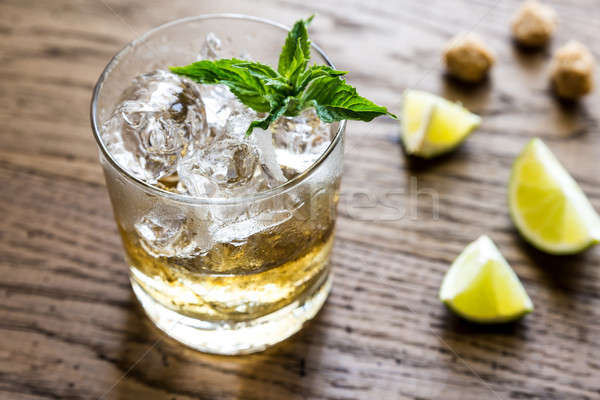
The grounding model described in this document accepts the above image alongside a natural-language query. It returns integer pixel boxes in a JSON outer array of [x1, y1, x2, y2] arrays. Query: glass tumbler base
[[131, 273, 332, 355]]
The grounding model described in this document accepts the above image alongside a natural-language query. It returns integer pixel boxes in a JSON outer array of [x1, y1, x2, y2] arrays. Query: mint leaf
[[296, 65, 347, 93], [231, 61, 291, 93], [278, 15, 313, 78], [170, 15, 396, 135], [170, 59, 285, 112], [299, 76, 397, 122], [286, 39, 309, 87], [246, 97, 293, 135]]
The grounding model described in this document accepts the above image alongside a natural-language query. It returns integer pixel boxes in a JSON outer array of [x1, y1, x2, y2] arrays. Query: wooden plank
[[1, 0, 599, 398]]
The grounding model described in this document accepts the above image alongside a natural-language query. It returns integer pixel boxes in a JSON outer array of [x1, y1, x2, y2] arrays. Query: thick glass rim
[[90, 13, 346, 206]]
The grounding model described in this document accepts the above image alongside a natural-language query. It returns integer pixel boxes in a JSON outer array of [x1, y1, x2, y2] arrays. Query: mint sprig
[[170, 16, 396, 135]]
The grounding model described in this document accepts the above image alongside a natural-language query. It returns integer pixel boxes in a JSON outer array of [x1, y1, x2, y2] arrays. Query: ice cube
[[201, 85, 233, 134], [101, 114, 151, 180], [212, 209, 294, 245], [135, 210, 194, 258], [134, 204, 212, 259], [177, 138, 260, 197], [200, 84, 251, 139], [269, 109, 335, 178], [101, 70, 207, 183], [224, 108, 258, 138], [196, 47, 257, 140], [200, 32, 222, 60], [252, 128, 287, 187]]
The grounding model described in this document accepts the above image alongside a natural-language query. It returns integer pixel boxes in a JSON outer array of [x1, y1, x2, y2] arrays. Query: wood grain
[[1, 0, 600, 399]]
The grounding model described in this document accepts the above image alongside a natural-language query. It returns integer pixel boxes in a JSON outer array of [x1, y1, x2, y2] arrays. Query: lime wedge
[[440, 235, 533, 323], [401, 90, 481, 158], [509, 138, 600, 254]]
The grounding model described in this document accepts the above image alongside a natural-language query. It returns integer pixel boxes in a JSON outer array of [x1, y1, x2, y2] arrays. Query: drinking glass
[[90, 14, 345, 354]]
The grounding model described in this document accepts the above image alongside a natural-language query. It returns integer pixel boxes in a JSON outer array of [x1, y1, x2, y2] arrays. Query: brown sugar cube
[[551, 41, 595, 99], [443, 33, 495, 83], [512, 0, 557, 47]]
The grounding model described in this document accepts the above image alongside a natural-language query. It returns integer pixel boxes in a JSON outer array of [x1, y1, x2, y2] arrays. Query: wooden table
[[2, 0, 599, 398]]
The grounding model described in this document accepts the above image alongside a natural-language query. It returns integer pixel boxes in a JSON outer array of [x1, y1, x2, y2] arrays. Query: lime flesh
[[509, 138, 600, 255], [440, 235, 533, 323], [401, 90, 481, 158]]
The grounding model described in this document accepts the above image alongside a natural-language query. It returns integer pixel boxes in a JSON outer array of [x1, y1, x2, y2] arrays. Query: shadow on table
[[511, 40, 551, 71], [440, 73, 493, 108], [401, 146, 467, 173], [433, 301, 530, 385], [108, 293, 328, 400], [515, 231, 595, 296]]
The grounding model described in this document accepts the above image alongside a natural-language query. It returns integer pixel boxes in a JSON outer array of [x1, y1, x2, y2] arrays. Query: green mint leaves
[[278, 15, 313, 84], [300, 75, 393, 123], [170, 16, 396, 135], [170, 59, 287, 113]]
